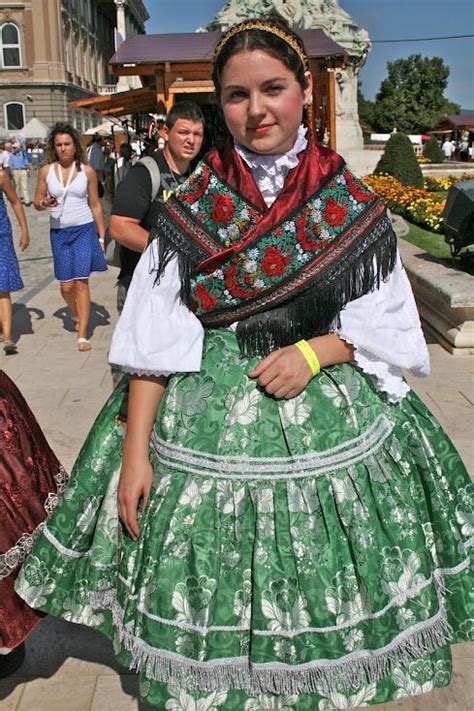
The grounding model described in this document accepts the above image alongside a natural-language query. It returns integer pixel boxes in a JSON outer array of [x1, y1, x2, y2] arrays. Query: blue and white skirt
[[0, 231, 23, 292], [50, 221, 107, 282]]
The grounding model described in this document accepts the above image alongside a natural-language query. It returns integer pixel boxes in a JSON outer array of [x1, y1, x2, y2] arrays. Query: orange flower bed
[[363, 174, 474, 233], [363, 174, 446, 232]]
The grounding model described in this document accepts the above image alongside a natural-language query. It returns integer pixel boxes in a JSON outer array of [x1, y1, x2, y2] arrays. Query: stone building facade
[[0, 0, 149, 136]]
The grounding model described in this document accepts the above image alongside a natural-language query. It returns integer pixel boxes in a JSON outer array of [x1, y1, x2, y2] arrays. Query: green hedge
[[374, 132, 424, 188], [423, 137, 444, 163]]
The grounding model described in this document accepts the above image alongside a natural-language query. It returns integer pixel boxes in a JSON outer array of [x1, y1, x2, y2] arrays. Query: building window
[[0, 22, 22, 68], [4, 101, 25, 130]]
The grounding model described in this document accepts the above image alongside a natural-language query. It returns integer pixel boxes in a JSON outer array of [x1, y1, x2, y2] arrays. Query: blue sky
[[145, 0, 474, 109]]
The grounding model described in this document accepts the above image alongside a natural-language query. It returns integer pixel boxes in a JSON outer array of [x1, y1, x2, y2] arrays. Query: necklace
[[162, 150, 184, 190], [57, 162, 76, 191]]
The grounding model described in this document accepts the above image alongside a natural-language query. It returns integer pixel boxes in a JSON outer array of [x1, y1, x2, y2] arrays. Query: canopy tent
[[21, 117, 50, 140], [84, 120, 134, 136]]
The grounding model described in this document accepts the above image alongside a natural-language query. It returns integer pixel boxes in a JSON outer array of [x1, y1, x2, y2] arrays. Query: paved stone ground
[[0, 173, 472, 710]]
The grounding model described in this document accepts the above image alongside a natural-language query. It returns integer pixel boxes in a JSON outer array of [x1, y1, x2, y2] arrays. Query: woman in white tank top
[[33, 123, 107, 351]]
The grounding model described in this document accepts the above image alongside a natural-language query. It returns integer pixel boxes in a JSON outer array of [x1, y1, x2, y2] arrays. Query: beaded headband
[[213, 20, 309, 70]]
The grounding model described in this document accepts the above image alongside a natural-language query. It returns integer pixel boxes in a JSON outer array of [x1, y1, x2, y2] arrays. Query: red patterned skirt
[[0, 370, 67, 648]]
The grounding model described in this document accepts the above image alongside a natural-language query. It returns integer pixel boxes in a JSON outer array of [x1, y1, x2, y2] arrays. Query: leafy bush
[[423, 137, 444, 163], [374, 132, 424, 188]]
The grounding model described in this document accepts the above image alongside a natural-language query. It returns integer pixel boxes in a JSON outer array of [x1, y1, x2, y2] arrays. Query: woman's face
[[220, 49, 312, 155], [54, 133, 75, 163]]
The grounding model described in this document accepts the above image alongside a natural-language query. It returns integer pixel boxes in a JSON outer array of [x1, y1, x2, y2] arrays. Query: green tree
[[373, 55, 460, 134], [374, 132, 424, 188]]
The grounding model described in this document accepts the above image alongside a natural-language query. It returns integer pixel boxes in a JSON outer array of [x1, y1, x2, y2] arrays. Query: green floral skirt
[[15, 330, 473, 709]]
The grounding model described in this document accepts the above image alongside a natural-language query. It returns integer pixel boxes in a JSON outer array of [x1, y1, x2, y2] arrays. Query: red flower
[[211, 194, 236, 223], [345, 170, 373, 203], [195, 283, 218, 311], [323, 197, 348, 227], [261, 246, 291, 278], [224, 262, 255, 298], [347, 180, 373, 203], [298, 232, 328, 252]]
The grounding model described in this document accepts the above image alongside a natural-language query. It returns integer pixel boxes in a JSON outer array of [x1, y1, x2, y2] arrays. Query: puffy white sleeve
[[335, 252, 430, 402], [108, 241, 204, 377]]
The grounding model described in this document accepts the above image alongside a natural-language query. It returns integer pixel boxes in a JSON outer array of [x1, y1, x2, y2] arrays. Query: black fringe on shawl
[[235, 214, 397, 357], [149, 207, 398, 359], [149, 207, 205, 305]]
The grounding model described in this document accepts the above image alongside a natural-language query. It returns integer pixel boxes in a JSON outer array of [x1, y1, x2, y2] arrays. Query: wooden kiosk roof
[[109, 29, 346, 70], [71, 29, 346, 117]]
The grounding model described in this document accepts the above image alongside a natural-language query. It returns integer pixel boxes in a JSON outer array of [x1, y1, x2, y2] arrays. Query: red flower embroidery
[[261, 246, 291, 277], [323, 197, 348, 227], [224, 262, 255, 298], [344, 170, 373, 203], [298, 234, 328, 252], [195, 283, 218, 311], [211, 194, 236, 224], [347, 180, 373, 203], [181, 165, 209, 204]]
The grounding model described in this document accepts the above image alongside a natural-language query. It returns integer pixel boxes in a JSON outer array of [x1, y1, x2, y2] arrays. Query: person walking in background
[[15, 18, 473, 709], [0, 169, 29, 354], [0, 370, 67, 678], [34, 123, 107, 352], [86, 134, 105, 197], [9, 143, 31, 206], [103, 143, 116, 200], [113, 142, 133, 190], [441, 137, 454, 161]]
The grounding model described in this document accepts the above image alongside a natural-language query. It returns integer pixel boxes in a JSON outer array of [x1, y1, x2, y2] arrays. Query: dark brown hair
[[45, 122, 84, 170], [165, 101, 205, 130], [212, 17, 309, 98]]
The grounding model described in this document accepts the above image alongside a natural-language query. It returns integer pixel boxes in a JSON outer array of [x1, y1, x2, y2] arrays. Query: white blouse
[[47, 164, 93, 229], [109, 132, 430, 402]]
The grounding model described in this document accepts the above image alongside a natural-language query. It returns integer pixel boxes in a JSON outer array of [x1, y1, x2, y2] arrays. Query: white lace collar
[[234, 125, 308, 206]]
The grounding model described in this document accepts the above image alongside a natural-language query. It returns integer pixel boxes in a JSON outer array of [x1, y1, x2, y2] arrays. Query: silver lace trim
[[89, 586, 455, 694], [0, 466, 69, 580], [88, 556, 469, 639], [150, 414, 393, 480]]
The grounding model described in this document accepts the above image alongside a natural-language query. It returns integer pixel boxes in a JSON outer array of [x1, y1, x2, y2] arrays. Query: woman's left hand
[[248, 345, 314, 399]]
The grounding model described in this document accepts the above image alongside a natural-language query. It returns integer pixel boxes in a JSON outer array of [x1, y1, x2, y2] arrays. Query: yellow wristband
[[294, 339, 320, 377]]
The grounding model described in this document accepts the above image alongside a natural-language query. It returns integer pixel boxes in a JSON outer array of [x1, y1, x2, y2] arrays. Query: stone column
[[115, 0, 127, 46]]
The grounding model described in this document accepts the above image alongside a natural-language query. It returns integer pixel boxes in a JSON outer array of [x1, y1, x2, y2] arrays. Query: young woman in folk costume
[[15, 18, 473, 710]]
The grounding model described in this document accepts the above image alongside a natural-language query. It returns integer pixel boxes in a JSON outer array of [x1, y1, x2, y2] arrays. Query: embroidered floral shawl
[[151, 134, 396, 357]]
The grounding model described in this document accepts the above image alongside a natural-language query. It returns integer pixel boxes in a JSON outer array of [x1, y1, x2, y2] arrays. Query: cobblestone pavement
[[0, 171, 472, 710]]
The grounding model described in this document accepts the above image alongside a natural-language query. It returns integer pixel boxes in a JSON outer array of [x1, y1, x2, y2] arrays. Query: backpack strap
[[138, 156, 161, 201]]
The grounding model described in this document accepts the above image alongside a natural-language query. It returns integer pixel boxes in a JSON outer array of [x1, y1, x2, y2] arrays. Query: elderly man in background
[[9, 143, 30, 205]]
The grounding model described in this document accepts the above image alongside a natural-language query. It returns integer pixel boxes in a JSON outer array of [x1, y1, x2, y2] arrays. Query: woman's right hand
[[39, 194, 58, 209], [117, 450, 153, 541]]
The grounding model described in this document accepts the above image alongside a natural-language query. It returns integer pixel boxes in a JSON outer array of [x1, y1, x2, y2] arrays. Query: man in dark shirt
[[109, 102, 205, 312]]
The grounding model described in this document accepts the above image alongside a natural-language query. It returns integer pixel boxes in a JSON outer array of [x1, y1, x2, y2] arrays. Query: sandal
[[3, 340, 17, 355], [77, 337, 92, 352]]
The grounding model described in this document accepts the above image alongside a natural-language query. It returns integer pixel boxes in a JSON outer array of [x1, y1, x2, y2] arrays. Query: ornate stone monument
[[206, 0, 371, 155]]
